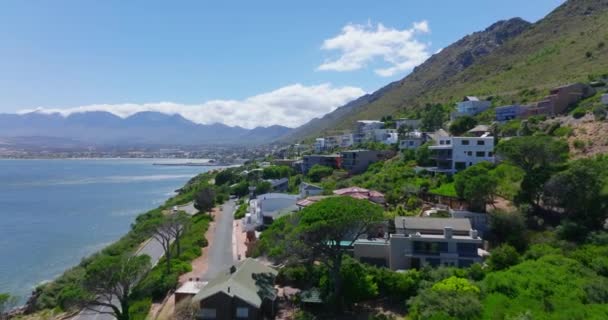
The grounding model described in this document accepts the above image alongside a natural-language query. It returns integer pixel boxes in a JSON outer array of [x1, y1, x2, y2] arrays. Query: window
[[440, 140, 445, 145], [446, 140, 451, 145], [488, 152, 493, 157], [467, 151, 473, 156], [200, 308, 217, 319], [476, 151, 485, 157], [455, 162, 466, 170], [461, 140, 470, 145], [236, 307, 249, 318], [477, 140, 485, 145]]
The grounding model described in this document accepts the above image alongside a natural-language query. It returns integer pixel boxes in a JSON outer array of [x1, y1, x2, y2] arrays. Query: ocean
[[0, 159, 217, 301]]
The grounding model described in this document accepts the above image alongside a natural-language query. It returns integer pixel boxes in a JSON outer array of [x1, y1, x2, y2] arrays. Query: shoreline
[[3, 165, 224, 313]]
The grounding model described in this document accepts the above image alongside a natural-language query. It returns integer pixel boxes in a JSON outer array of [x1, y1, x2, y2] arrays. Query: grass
[[429, 182, 457, 197]]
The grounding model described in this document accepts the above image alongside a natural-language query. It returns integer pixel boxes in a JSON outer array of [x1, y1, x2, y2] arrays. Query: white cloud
[[19, 83, 365, 129], [317, 20, 431, 77]]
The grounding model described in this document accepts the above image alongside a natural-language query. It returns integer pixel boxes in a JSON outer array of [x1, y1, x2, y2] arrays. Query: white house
[[399, 131, 427, 150], [428, 136, 495, 173], [451, 96, 491, 120], [372, 129, 398, 144], [246, 193, 299, 228], [313, 138, 326, 153], [355, 120, 384, 144]]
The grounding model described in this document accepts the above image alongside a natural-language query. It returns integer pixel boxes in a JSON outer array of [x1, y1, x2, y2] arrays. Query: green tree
[[496, 136, 568, 206], [263, 197, 384, 312], [254, 181, 272, 195], [488, 210, 528, 251], [321, 256, 378, 305], [231, 181, 250, 198], [543, 157, 608, 231], [80, 254, 151, 320], [193, 187, 215, 213], [454, 162, 497, 212], [262, 165, 294, 179], [449, 116, 478, 136], [307, 165, 334, 182], [487, 244, 520, 271], [214, 169, 235, 186], [415, 143, 433, 166], [421, 103, 448, 131]]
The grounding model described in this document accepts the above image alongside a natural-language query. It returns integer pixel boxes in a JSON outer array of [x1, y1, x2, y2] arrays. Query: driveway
[[201, 199, 236, 280]]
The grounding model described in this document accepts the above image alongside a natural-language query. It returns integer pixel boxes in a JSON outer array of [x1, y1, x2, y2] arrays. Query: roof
[[395, 217, 472, 232], [333, 186, 370, 195], [192, 258, 278, 307], [266, 178, 289, 187], [176, 281, 207, 295], [300, 182, 323, 191], [468, 124, 490, 133], [296, 195, 330, 207], [464, 96, 480, 101]]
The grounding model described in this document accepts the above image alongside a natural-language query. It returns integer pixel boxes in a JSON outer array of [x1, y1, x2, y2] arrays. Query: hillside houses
[[451, 96, 491, 120]]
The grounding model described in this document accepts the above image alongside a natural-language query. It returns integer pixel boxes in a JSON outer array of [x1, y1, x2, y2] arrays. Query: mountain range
[[281, 0, 608, 142], [0, 111, 292, 147]]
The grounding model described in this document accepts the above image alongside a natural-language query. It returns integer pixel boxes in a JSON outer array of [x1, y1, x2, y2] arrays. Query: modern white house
[[399, 131, 427, 150], [313, 138, 326, 153], [428, 136, 495, 173], [372, 128, 398, 144], [353, 217, 485, 269], [354, 120, 384, 144], [451, 96, 492, 120]]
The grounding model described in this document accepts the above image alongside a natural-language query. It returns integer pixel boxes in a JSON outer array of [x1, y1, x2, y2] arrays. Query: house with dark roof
[[192, 259, 278, 320]]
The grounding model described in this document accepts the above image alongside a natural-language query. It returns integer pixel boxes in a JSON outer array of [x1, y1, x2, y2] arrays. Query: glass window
[[477, 140, 485, 145], [200, 308, 217, 319], [476, 151, 485, 157], [236, 307, 249, 318], [461, 140, 470, 145], [446, 140, 451, 145], [467, 151, 473, 156], [488, 152, 493, 157]]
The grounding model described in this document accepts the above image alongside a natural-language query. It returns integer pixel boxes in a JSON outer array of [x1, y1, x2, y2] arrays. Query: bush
[[307, 165, 334, 182], [487, 244, 520, 271], [571, 108, 586, 119], [573, 139, 586, 150], [128, 298, 152, 320]]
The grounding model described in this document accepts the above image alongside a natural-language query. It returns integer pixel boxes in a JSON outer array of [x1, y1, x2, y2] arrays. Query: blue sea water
[[0, 159, 215, 301]]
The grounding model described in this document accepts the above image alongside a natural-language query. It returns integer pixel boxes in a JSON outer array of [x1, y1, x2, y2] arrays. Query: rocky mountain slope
[[0, 111, 292, 146], [284, 0, 608, 141]]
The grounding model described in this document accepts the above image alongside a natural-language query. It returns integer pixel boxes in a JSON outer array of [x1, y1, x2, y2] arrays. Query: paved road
[[202, 199, 236, 280]]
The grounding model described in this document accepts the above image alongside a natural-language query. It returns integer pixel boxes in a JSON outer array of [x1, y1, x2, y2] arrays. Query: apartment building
[[353, 217, 484, 269], [340, 150, 394, 174], [428, 136, 495, 173], [301, 154, 341, 174]]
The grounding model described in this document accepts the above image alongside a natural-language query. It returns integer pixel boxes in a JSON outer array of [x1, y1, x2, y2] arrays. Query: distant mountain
[[0, 111, 292, 147], [283, 0, 608, 142]]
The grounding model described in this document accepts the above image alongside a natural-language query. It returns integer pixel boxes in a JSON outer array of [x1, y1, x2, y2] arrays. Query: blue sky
[[0, 0, 564, 128]]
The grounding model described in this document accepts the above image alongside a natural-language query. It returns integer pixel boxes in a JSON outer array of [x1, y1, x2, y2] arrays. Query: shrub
[[487, 244, 520, 271], [573, 139, 586, 150], [571, 108, 586, 119], [307, 165, 334, 182], [128, 298, 152, 320]]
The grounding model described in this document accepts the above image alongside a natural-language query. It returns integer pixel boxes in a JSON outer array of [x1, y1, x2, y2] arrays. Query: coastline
[[1, 161, 226, 312]]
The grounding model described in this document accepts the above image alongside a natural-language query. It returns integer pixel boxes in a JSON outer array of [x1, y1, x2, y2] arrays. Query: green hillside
[[284, 0, 608, 141]]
